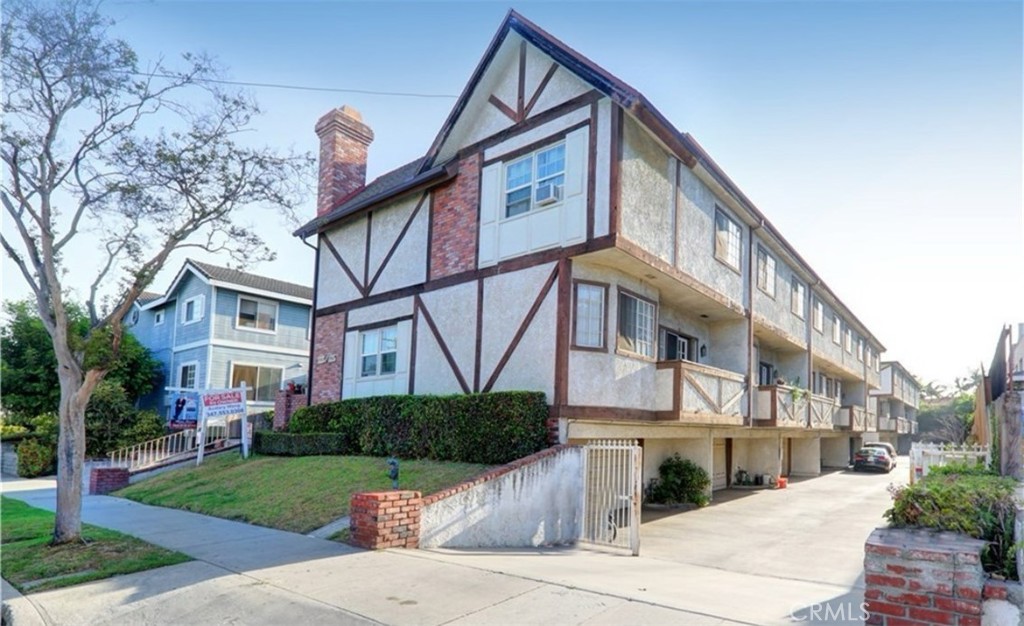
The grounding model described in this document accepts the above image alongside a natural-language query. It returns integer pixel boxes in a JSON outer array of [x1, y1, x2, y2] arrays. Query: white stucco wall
[[482, 106, 590, 162], [593, 98, 612, 238], [346, 297, 414, 329], [821, 436, 851, 468], [317, 221, 366, 308], [366, 195, 428, 296], [420, 447, 582, 548], [708, 319, 749, 375], [620, 116, 674, 264], [419, 281, 479, 387], [789, 437, 821, 476], [734, 436, 781, 479], [752, 235, 809, 345]]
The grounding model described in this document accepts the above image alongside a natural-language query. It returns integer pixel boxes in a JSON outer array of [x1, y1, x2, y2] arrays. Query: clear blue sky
[[4, 1, 1021, 387]]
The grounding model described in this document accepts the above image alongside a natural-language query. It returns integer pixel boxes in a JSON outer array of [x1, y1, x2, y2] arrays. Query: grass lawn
[[115, 453, 491, 534], [0, 497, 190, 593]]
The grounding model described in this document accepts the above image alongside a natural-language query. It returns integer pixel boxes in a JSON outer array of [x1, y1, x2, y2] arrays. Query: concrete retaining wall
[[1, 442, 18, 475], [420, 445, 582, 549]]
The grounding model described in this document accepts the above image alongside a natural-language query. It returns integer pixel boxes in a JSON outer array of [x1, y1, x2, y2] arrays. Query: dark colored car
[[863, 442, 898, 466], [853, 447, 895, 473]]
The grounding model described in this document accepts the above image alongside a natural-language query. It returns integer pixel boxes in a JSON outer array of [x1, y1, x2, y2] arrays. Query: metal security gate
[[580, 439, 642, 555]]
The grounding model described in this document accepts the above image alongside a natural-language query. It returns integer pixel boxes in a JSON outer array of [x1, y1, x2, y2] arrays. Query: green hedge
[[885, 470, 1019, 579], [286, 392, 548, 465], [254, 431, 352, 456]]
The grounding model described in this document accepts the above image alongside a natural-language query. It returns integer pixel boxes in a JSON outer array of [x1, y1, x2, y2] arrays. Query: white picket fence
[[909, 442, 990, 484]]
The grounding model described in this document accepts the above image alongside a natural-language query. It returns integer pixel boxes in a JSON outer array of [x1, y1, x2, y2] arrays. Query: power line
[[135, 72, 459, 99]]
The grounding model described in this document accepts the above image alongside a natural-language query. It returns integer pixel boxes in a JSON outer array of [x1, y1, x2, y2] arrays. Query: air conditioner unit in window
[[534, 183, 563, 206]]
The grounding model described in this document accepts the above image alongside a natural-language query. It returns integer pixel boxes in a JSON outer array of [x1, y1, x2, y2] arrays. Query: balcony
[[865, 410, 877, 432], [911, 421, 918, 435], [808, 393, 840, 430], [754, 385, 808, 428], [878, 416, 897, 432], [656, 360, 746, 426], [897, 417, 909, 434], [834, 405, 868, 432]]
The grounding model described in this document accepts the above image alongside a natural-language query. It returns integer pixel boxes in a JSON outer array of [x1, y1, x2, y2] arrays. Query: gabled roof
[[140, 259, 313, 310], [136, 291, 163, 306]]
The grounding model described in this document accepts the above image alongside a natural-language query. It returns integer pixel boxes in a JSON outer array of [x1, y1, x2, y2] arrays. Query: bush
[[117, 411, 166, 450], [1, 424, 30, 441], [287, 392, 548, 465], [927, 461, 995, 478], [254, 431, 352, 456], [645, 454, 710, 507], [16, 437, 55, 477], [885, 473, 1019, 579]]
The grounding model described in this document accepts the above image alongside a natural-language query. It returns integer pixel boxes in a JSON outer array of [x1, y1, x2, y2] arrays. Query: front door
[[713, 440, 727, 490]]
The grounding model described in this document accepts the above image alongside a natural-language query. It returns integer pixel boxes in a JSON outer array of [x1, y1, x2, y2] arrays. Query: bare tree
[[1, 0, 312, 543]]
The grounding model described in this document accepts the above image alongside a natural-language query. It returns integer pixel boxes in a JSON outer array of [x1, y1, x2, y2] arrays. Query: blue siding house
[[129, 259, 313, 417]]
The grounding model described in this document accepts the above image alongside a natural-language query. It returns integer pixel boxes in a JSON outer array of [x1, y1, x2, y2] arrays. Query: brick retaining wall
[[273, 388, 308, 431], [349, 491, 422, 549], [89, 467, 130, 495]]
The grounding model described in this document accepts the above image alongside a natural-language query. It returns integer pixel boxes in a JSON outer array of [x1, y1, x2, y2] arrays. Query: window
[[832, 315, 841, 344], [659, 329, 694, 362], [617, 292, 655, 358], [178, 362, 197, 389], [237, 297, 278, 332], [154, 309, 165, 325], [857, 339, 864, 362], [756, 246, 776, 297], [844, 328, 852, 353], [181, 295, 204, 325], [573, 282, 606, 349], [790, 278, 805, 319], [758, 362, 775, 386], [813, 301, 823, 333], [360, 326, 398, 378], [231, 364, 283, 403], [714, 208, 741, 270], [504, 143, 565, 218]]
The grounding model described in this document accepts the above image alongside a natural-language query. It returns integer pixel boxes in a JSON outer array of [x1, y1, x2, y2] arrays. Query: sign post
[[201, 387, 248, 460]]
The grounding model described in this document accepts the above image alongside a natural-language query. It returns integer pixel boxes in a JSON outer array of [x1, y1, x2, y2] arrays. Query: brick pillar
[[315, 105, 374, 217], [311, 311, 345, 404], [429, 153, 479, 279], [89, 467, 130, 495], [864, 528, 987, 625], [349, 491, 422, 549], [274, 388, 309, 431]]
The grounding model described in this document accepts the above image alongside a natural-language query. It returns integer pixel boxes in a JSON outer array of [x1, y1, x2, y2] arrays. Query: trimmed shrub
[[286, 391, 548, 465], [1, 424, 30, 440], [16, 437, 55, 477], [645, 454, 710, 507], [885, 472, 1019, 579], [254, 431, 352, 456]]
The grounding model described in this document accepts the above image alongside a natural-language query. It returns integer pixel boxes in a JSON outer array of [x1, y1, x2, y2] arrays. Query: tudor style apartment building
[[297, 12, 887, 494]]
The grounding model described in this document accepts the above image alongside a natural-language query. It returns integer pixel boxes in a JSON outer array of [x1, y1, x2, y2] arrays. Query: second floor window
[[154, 309, 165, 325], [181, 295, 204, 325], [832, 315, 841, 344], [574, 282, 606, 349], [361, 326, 398, 378], [714, 208, 741, 271], [857, 339, 865, 362], [237, 297, 278, 332], [813, 301, 823, 333], [618, 292, 655, 358], [845, 328, 853, 353], [179, 363, 197, 389], [504, 143, 565, 218], [756, 246, 776, 297], [791, 279, 805, 319]]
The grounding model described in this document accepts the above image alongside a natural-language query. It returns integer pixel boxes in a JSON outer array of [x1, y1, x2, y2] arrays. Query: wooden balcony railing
[[656, 360, 746, 426], [808, 393, 839, 430], [878, 416, 898, 432], [754, 385, 808, 428], [835, 405, 867, 431], [865, 410, 877, 432]]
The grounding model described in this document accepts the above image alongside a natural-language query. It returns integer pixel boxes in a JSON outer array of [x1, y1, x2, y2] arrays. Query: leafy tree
[[1, 0, 312, 543], [1, 300, 162, 422]]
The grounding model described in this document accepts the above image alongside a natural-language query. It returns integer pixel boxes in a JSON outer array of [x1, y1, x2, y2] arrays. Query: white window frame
[[832, 315, 841, 345], [359, 325, 399, 379], [857, 339, 865, 362], [845, 328, 853, 353], [790, 278, 806, 319], [502, 142, 566, 219], [812, 301, 823, 333], [306, 308, 313, 342], [617, 291, 656, 359], [756, 245, 776, 297], [154, 309, 165, 326], [573, 282, 607, 350], [229, 362, 284, 403], [181, 295, 205, 325], [714, 208, 742, 271], [235, 294, 279, 334], [178, 361, 199, 389]]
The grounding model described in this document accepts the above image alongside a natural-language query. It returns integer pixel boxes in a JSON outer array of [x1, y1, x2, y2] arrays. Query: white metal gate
[[580, 439, 642, 555]]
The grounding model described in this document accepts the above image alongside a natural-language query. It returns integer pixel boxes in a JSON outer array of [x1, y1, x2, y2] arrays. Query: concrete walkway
[[1, 476, 744, 626]]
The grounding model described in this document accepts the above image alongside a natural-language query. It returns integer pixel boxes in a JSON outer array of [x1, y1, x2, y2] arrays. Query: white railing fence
[[909, 442, 990, 484], [580, 439, 642, 556], [107, 418, 237, 472]]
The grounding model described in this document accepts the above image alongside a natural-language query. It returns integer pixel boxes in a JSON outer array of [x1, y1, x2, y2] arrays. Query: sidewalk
[[1, 476, 744, 626]]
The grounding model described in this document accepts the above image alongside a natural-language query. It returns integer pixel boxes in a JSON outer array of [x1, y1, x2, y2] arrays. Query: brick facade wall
[[864, 528, 991, 625], [429, 153, 480, 279], [273, 388, 309, 431], [89, 467, 130, 495], [349, 491, 422, 549], [310, 311, 345, 404]]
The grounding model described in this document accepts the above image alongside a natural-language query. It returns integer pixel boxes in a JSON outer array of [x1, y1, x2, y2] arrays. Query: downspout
[[747, 220, 764, 428], [807, 279, 819, 428], [302, 234, 319, 407]]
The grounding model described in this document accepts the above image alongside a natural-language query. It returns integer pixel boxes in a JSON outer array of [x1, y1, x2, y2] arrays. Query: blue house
[[129, 259, 313, 418]]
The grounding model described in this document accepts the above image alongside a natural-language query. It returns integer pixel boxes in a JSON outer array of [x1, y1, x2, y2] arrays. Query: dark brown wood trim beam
[[346, 315, 413, 333], [550, 404, 662, 422], [586, 101, 598, 240], [609, 105, 623, 236], [523, 62, 559, 119], [366, 193, 427, 295], [414, 295, 471, 394], [322, 234, 367, 298], [363, 212, 372, 289], [554, 258, 572, 406], [408, 305, 418, 395], [481, 119, 590, 168], [473, 279, 484, 393], [483, 264, 560, 392], [517, 40, 527, 120], [316, 234, 616, 317], [488, 94, 519, 123]]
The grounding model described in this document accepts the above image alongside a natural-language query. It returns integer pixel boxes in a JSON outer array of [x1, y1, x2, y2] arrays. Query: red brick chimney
[[315, 105, 374, 216]]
